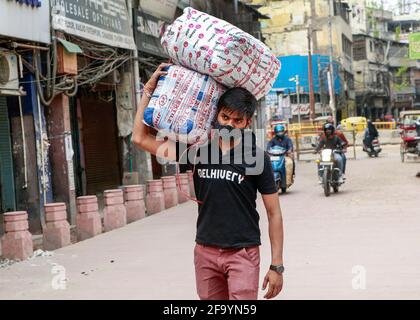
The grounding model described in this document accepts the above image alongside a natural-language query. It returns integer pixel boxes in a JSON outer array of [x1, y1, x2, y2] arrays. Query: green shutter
[[0, 97, 16, 212]]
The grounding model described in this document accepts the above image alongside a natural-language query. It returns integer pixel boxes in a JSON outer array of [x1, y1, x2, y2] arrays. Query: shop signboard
[[0, 0, 50, 43], [51, 0, 136, 50]]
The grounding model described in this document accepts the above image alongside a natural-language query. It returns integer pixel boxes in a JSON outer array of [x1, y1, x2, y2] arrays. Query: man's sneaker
[[338, 176, 344, 184], [342, 174, 346, 180]]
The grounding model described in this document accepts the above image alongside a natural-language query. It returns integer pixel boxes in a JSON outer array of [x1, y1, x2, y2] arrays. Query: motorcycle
[[363, 139, 382, 157], [315, 147, 345, 197], [268, 146, 290, 193]]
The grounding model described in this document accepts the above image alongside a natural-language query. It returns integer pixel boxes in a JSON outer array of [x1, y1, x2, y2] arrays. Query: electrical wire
[[28, 32, 133, 106]]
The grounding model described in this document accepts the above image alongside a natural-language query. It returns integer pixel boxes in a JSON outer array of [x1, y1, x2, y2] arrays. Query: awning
[[57, 38, 83, 54]]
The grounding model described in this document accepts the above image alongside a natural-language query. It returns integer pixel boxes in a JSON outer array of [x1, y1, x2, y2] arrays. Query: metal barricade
[[372, 122, 396, 130], [292, 130, 357, 161], [288, 123, 323, 136]]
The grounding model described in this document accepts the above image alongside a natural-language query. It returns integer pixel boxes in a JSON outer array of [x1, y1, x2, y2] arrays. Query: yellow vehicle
[[340, 117, 367, 132]]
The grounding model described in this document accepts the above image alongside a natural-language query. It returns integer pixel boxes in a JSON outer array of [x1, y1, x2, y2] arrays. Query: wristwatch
[[270, 264, 285, 274]]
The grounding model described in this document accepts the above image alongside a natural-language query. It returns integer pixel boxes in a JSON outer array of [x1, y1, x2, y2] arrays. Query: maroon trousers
[[194, 243, 260, 300]]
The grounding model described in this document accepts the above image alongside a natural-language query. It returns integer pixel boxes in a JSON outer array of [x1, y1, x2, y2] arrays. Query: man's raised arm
[[132, 63, 178, 161]]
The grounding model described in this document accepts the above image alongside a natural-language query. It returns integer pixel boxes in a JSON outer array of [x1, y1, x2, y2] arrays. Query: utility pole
[[289, 75, 301, 125], [328, 0, 336, 125], [296, 75, 301, 126], [308, 19, 315, 121], [318, 59, 327, 116], [130, 1, 153, 183], [327, 70, 334, 119]]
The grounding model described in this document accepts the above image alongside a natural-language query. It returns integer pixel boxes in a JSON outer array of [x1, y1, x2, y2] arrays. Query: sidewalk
[[0, 201, 199, 299]]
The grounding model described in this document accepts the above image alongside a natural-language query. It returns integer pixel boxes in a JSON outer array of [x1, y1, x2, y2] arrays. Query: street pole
[[307, 20, 315, 121], [129, 1, 153, 183], [296, 74, 301, 127], [328, 0, 336, 125], [327, 70, 335, 120]]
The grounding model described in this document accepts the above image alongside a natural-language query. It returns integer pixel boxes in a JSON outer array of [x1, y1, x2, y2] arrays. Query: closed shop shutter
[[0, 97, 16, 212], [80, 97, 121, 195]]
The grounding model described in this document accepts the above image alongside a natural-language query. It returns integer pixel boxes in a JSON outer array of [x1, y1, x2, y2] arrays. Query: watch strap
[[270, 264, 285, 274]]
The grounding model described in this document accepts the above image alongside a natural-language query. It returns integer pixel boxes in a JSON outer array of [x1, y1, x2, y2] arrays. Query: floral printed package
[[161, 7, 280, 100]]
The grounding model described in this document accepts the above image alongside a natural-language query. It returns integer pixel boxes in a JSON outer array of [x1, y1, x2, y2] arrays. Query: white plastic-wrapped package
[[143, 65, 226, 144], [161, 7, 280, 100]]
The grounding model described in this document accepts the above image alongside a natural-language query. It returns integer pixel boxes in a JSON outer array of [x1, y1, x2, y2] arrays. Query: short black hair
[[216, 87, 257, 119]]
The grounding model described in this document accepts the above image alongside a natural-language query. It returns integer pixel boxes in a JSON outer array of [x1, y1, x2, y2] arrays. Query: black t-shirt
[[176, 132, 277, 249]]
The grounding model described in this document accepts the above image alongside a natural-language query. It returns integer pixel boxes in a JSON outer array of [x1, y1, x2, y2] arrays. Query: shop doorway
[[78, 94, 122, 195]]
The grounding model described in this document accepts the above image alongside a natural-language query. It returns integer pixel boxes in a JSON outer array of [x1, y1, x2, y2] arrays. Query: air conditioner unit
[[0, 51, 20, 95]]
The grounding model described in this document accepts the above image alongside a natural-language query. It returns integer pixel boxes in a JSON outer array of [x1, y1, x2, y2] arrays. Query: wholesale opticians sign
[[409, 32, 420, 60], [0, 0, 50, 43], [51, 0, 136, 50]]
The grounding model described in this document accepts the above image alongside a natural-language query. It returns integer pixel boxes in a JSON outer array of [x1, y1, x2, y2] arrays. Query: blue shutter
[[0, 97, 16, 212]]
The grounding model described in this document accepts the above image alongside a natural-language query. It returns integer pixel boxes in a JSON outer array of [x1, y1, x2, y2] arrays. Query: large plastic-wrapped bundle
[[143, 65, 226, 144], [161, 7, 280, 100]]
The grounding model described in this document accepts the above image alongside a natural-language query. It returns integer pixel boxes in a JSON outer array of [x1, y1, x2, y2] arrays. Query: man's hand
[[143, 62, 172, 95], [262, 270, 283, 299]]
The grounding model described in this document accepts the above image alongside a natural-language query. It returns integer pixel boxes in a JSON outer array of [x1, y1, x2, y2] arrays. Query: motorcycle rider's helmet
[[274, 124, 286, 139], [323, 123, 335, 136]]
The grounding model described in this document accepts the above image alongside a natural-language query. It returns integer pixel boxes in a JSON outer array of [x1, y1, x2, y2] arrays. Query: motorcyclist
[[363, 120, 379, 152], [267, 125, 294, 155], [267, 124, 295, 176], [319, 116, 348, 178], [316, 123, 346, 183]]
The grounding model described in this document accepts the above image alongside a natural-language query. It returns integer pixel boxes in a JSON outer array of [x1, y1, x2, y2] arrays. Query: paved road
[[1, 145, 419, 299]]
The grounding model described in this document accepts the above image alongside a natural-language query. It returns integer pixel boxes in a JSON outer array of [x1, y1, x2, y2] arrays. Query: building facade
[[0, 0, 52, 234], [251, 0, 356, 121], [388, 13, 420, 115], [267, 54, 341, 121], [350, 1, 420, 119], [350, 1, 394, 119]]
